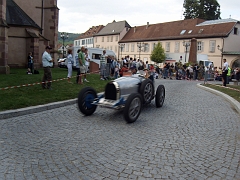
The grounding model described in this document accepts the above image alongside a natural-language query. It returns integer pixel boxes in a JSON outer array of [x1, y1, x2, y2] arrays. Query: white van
[[198, 60, 214, 68], [73, 47, 116, 68]]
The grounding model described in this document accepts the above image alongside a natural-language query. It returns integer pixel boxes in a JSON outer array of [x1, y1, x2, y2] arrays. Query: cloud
[[57, 0, 240, 33]]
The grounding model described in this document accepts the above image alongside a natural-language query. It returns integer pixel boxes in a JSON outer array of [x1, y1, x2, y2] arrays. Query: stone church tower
[[0, 0, 59, 74]]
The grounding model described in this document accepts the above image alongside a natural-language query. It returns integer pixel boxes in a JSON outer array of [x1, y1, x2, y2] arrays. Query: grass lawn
[[203, 84, 240, 103], [0, 68, 109, 111]]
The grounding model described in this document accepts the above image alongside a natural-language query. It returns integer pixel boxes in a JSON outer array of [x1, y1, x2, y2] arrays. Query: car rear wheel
[[78, 87, 97, 116], [124, 93, 142, 123], [155, 85, 165, 108], [140, 79, 154, 104]]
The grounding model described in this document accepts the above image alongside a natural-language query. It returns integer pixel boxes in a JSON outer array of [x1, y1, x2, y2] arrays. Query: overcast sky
[[57, 0, 240, 34]]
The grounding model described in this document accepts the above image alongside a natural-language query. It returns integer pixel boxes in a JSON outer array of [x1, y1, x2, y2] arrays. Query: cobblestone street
[[0, 79, 240, 180]]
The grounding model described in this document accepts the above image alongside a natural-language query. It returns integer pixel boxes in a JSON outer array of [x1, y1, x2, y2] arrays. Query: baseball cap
[[45, 45, 52, 49]]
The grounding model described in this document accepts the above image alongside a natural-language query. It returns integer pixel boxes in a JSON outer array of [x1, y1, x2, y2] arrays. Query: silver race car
[[77, 75, 165, 123]]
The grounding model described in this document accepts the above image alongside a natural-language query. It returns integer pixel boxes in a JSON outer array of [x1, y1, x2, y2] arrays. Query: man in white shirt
[[222, 58, 229, 86], [42, 46, 53, 89]]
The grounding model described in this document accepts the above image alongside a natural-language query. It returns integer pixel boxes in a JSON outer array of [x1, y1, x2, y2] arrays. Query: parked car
[[77, 75, 165, 123], [58, 58, 67, 68]]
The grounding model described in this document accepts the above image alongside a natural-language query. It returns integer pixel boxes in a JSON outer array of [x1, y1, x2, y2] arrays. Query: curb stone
[[0, 98, 77, 120], [197, 83, 240, 115]]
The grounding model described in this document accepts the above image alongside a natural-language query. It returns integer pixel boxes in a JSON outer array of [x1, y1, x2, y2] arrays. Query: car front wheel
[[124, 93, 142, 123], [155, 85, 165, 108], [78, 87, 97, 116]]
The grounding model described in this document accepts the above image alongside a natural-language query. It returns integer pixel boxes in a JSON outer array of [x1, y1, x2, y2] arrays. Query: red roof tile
[[119, 18, 236, 43], [75, 25, 105, 40]]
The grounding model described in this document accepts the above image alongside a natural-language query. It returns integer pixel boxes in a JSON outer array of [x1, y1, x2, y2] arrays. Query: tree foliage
[[183, 0, 221, 20], [150, 42, 166, 64]]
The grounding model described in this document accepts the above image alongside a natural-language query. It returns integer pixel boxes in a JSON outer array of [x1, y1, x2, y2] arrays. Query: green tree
[[183, 0, 221, 20], [150, 42, 166, 64]]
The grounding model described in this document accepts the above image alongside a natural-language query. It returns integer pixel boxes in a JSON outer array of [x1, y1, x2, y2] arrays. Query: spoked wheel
[[78, 87, 97, 116], [155, 85, 165, 108], [140, 79, 154, 104], [124, 93, 142, 123]]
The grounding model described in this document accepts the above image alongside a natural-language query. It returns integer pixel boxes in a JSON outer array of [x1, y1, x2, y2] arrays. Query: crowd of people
[[39, 46, 240, 89], [96, 53, 240, 87]]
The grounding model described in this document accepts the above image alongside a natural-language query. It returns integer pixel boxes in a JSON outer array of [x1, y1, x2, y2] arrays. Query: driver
[[130, 66, 139, 77]]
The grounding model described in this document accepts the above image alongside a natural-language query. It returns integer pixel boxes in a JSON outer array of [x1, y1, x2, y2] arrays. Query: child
[[26, 68, 32, 74], [114, 65, 119, 79]]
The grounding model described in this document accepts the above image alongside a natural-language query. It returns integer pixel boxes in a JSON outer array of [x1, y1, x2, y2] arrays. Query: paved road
[[0, 79, 239, 180]]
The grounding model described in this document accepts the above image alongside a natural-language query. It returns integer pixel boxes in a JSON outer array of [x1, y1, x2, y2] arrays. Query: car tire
[[78, 87, 97, 116], [124, 93, 142, 123], [155, 84, 165, 108], [140, 78, 154, 104]]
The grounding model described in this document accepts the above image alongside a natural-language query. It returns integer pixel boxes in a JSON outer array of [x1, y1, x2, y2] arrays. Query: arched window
[[232, 59, 240, 69]]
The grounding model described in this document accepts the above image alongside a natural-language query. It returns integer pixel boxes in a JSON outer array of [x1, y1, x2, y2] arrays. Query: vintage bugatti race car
[[77, 75, 165, 123]]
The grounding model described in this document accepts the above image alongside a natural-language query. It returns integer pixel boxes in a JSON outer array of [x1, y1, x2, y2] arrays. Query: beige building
[[0, 0, 59, 74], [93, 20, 131, 58], [119, 19, 240, 68]]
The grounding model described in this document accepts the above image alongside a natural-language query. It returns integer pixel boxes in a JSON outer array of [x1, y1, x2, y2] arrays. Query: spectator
[[84, 48, 90, 82], [119, 65, 128, 77], [222, 58, 229, 86], [78, 46, 86, 84], [67, 49, 74, 83], [114, 65, 119, 79], [100, 50, 108, 80], [75, 49, 81, 84], [42, 46, 53, 89]]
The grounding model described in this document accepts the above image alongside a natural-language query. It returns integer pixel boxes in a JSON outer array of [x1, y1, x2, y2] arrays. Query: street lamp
[[137, 42, 145, 60], [119, 43, 125, 59], [60, 32, 68, 58], [182, 40, 191, 63], [217, 45, 223, 68]]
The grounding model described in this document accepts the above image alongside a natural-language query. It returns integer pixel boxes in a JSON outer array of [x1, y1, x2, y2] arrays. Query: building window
[[152, 43, 156, 51], [102, 37, 104, 42], [116, 35, 118, 41], [175, 42, 180, 53], [197, 41, 204, 52], [122, 46, 125, 52], [125, 44, 129, 52], [144, 43, 149, 52], [107, 36, 109, 42], [209, 40, 216, 53], [234, 27, 238, 35], [75, 41, 77, 46], [111, 36, 113, 42], [165, 42, 170, 52], [180, 30, 186, 35], [131, 43, 135, 52], [82, 40, 85, 45], [95, 37, 97, 43]]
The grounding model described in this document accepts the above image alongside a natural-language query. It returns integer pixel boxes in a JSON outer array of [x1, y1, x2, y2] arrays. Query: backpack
[[34, 70, 39, 74]]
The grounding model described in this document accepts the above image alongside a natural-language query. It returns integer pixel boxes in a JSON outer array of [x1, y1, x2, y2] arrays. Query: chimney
[[134, 26, 136, 33], [146, 22, 149, 29]]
